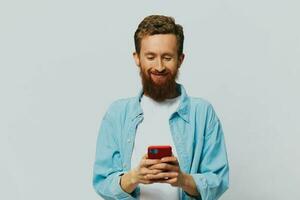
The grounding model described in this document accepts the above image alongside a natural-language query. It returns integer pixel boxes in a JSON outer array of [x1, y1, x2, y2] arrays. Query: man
[[93, 15, 229, 200]]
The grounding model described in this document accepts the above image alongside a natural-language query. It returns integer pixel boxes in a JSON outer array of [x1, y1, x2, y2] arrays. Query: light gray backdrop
[[1, 0, 299, 199]]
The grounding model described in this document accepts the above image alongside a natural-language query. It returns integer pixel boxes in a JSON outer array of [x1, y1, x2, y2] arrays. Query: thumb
[[142, 154, 148, 159]]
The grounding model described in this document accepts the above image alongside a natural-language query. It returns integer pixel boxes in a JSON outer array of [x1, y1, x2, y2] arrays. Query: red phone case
[[148, 145, 172, 159]]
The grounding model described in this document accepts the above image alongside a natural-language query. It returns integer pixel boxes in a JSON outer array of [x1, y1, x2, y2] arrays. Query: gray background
[[1, 0, 299, 199]]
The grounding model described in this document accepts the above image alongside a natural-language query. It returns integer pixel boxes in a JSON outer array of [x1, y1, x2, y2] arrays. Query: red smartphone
[[148, 145, 172, 159]]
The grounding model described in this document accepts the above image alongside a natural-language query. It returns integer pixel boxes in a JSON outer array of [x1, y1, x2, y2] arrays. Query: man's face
[[133, 34, 184, 101]]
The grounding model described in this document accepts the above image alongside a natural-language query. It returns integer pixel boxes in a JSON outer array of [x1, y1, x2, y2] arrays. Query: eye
[[164, 57, 172, 61], [147, 56, 155, 60]]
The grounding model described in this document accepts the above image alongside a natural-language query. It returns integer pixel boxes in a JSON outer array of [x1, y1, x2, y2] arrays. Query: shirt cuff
[[111, 172, 139, 200], [190, 173, 208, 200]]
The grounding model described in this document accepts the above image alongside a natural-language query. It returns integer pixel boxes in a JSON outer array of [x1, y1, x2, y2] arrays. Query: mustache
[[148, 69, 170, 76]]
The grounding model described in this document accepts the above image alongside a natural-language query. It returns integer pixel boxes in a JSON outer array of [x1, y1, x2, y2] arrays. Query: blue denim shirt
[[93, 84, 229, 200]]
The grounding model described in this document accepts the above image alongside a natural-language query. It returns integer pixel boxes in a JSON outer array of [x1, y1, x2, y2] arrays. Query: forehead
[[140, 34, 177, 54]]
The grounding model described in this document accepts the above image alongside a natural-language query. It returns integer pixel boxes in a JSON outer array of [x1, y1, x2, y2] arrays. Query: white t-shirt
[[131, 94, 181, 200]]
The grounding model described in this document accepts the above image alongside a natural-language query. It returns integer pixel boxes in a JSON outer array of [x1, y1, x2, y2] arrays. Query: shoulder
[[104, 96, 137, 117], [188, 96, 219, 122], [189, 96, 214, 110], [107, 97, 134, 109]]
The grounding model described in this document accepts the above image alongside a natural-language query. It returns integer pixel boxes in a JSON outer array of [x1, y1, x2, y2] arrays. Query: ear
[[177, 53, 185, 68], [133, 52, 141, 67]]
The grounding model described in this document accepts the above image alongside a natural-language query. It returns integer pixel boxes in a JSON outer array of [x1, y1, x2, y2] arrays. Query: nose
[[155, 59, 166, 72]]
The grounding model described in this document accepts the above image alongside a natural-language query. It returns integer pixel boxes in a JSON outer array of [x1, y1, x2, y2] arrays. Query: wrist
[[120, 170, 139, 194], [180, 172, 189, 188], [128, 169, 139, 186], [180, 173, 200, 197]]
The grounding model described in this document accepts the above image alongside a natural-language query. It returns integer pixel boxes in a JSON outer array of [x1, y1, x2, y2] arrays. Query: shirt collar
[[131, 83, 190, 123]]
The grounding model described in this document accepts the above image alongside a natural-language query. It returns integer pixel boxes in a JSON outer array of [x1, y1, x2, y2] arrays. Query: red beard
[[140, 67, 179, 102]]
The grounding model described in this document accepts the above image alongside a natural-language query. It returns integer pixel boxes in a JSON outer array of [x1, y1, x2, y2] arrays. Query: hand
[[120, 154, 162, 193], [121, 155, 200, 197], [131, 154, 164, 184], [147, 156, 185, 187]]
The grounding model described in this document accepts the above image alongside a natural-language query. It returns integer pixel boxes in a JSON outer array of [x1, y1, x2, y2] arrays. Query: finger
[[140, 168, 163, 175], [141, 158, 161, 167], [161, 156, 179, 165], [139, 179, 154, 184], [165, 177, 178, 184], [148, 163, 178, 172], [157, 177, 178, 185], [145, 172, 178, 180], [142, 154, 148, 159]]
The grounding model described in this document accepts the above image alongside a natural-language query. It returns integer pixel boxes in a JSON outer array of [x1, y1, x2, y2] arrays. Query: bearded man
[[93, 15, 229, 200]]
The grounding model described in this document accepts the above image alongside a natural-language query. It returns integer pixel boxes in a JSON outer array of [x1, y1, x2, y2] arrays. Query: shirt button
[[123, 164, 127, 168], [127, 139, 131, 143]]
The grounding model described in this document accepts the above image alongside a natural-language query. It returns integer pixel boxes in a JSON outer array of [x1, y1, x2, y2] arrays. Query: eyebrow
[[144, 52, 155, 56], [144, 52, 174, 56]]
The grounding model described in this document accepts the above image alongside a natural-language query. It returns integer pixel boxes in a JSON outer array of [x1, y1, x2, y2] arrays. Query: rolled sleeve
[[191, 106, 229, 200], [93, 104, 139, 200], [111, 172, 138, 200]]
